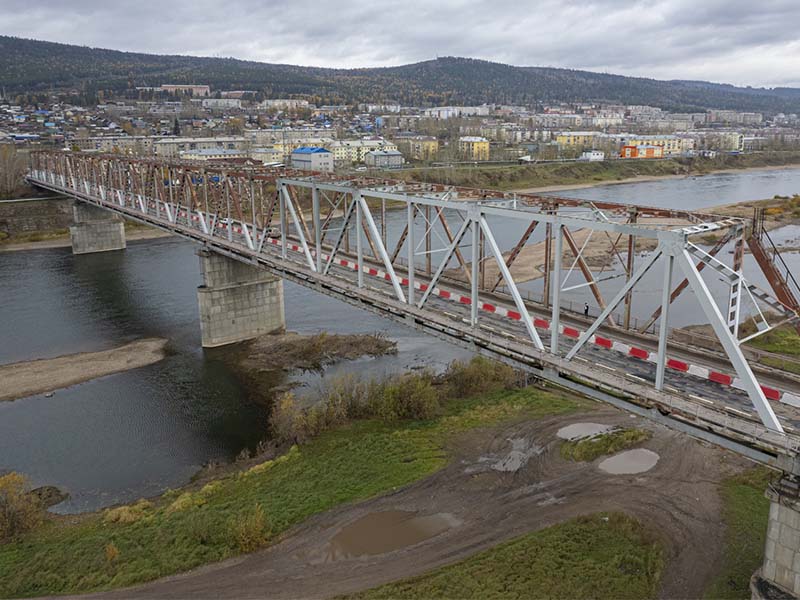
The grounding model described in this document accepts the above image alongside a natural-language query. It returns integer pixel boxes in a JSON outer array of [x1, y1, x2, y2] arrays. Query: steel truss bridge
[[26, 151, 800, 466]]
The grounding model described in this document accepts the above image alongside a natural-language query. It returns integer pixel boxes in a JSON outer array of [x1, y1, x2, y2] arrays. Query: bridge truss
[[27, 151, 800, 460]]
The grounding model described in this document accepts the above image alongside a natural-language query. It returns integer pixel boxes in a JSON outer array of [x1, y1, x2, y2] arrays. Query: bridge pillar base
[[197, 249, 285, 348], [756, 476, 800, 598], [69, 203, 126, 255]]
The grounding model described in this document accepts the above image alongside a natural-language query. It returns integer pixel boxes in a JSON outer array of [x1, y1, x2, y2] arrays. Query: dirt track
[[85, 406, 750, 600]]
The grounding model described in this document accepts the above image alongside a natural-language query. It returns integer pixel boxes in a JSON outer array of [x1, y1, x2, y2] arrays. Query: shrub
[[375, 371, 440, 422], [103, 500, 153, 525], [0, 472, 43, 542], [442, 356, 517, 398], [233, 504, 270, 553], [104, 542, 119, 563], [167, 492, 205, 514], [270, 393, 305, 444]]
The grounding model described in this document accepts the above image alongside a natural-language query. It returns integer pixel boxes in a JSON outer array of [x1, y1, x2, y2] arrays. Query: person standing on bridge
[[584, 302, 589, 317]]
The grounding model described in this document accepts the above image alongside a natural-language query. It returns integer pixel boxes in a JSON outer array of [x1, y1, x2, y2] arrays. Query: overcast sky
[[2, 0, 799, 88]]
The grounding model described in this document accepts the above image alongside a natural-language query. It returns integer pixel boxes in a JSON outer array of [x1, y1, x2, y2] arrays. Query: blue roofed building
[[290, 146, 334, 172]]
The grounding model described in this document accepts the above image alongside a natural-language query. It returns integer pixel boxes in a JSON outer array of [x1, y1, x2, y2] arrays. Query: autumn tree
[[0, 144, 26, 199]]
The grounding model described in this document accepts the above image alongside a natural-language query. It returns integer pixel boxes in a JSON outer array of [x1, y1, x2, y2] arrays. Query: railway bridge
[[26, 151, 800, 595]]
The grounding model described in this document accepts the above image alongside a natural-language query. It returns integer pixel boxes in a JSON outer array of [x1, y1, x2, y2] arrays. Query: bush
[[0, 473, 43, 542], [442, 356, 517, 398], [233, 504, 270, 553], [270, 392, 305, 444], [103, 500, 153, 525], [104, 542, 119, 563], [375, 372, 440, 422], [267, 358, 517, 445]]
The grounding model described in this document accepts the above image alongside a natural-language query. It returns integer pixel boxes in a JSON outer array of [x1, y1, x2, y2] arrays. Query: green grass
[[349, 512, 664, 600], [705, 468, 774, 599], [748, 326, 800, 357], [0, 387, 586, 598], [560, 428, 652, 462]]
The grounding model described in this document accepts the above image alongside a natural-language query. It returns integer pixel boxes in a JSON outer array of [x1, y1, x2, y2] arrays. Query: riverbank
[[516, 163, 800, 194], [0, 227, 171, 252], [0, 355, 765, 599], [0, 338, 169, 402], [395, 151, 800, 192]]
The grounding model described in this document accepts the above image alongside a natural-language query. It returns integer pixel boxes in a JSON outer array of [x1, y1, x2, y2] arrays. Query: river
[[1, 166, 799, 513]]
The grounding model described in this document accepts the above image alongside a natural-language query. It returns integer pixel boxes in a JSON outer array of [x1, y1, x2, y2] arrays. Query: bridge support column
[[69, 202, 126, 255], [753, 474, 800, 598], [197, 249, 285, 348]]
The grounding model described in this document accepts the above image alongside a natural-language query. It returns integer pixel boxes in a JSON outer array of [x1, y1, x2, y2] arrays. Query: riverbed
[[1, 166, 799, 513]]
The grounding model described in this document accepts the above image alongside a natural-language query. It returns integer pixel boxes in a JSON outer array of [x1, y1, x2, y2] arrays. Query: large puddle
[[598, 449, 660, 474], [556, 422, 614, 441], [324, 510, 460, 561]]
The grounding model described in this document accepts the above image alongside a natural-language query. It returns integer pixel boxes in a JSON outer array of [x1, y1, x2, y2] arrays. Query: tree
[[172, 117, 181, 136], [0, 145, 26, 199]]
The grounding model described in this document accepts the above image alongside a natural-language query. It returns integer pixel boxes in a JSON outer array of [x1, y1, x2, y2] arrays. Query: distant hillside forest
[[2, 36, 800, 113]]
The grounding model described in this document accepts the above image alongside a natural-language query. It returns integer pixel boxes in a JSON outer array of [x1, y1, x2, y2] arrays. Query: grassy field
[[560, 428, 652, 462], [349, 512, 664, 600], [705, 468, 774, 599], [394, 151, 800, 191], [0, 386, 586, 598]]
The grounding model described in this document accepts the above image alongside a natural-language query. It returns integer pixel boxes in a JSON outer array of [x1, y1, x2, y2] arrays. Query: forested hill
[[2, 35, 799, 113]]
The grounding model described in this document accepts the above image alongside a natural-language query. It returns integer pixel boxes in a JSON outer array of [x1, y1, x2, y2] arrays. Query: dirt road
[[86, 406, 748, 599], [0, 338, 168, 401]]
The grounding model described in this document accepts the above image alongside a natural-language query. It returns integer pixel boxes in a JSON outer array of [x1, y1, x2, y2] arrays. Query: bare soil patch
[[92, 407, 748, 600]]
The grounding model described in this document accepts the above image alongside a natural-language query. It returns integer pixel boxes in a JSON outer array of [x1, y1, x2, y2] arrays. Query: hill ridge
[[1, 36, 798, 113]]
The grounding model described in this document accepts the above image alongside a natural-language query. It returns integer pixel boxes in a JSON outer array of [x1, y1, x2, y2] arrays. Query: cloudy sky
[[2, 0, 799, 87]]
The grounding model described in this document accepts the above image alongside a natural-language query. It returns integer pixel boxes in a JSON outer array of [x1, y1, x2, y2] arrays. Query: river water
[[2, 167, 800, 513]]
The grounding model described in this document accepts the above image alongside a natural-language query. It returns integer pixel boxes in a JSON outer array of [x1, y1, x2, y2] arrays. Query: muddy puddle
[[466, 437, 543, 474], [599, 448, 660, 474], [556, 422, 614, 441], [322, 510, 460, 562]]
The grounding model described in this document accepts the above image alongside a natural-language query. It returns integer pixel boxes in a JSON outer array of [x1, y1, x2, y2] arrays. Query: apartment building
[[330, 139, 398, 164], [396, 135, 439, 161], [365, 150, 404, 168], [458, 136, 490, 161], [153, 136, 246, 158]]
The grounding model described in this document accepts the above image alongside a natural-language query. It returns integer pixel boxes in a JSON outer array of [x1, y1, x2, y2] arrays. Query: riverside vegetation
[[396, 151, 800, 191], [0, 357, 777, 598], [0, 357, 585, 597]]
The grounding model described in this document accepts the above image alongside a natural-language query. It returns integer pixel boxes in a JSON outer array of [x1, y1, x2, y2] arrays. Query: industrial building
[[290, 147, 334, 171]]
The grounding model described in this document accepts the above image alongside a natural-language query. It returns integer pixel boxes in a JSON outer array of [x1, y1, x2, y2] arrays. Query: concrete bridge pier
[[753, 460, 800, 598], [69, 202, 126, 255], [197, 248, 285, 347]]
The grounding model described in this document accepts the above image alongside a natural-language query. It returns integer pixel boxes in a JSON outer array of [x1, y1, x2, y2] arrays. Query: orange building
[[620, 144, 664, 159]]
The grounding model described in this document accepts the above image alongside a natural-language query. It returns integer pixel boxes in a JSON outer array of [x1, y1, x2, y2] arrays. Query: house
[[290, 147, 334, 172]]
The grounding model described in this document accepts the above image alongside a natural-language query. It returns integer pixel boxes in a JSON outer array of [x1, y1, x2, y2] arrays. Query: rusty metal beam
[[562, 226, 616, 326]]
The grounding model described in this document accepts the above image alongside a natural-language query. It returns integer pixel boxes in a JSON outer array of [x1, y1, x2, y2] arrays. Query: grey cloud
[[1, 0, 799, 87]]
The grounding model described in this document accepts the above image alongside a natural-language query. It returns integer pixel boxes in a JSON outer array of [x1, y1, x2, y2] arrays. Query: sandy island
[[0, 338, 169, 401]]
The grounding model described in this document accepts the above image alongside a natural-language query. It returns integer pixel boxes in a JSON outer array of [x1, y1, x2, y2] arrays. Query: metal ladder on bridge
[[747, 208, 800, 334]]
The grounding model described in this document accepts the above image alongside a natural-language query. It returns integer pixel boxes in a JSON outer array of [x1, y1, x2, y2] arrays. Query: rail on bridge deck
[[25, 150, 800, 464]]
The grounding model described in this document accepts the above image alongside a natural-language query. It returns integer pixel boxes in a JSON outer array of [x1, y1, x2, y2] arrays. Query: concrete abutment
[[69, 202, 126, 255], [754, 475, 800, 599], [197, 248, 285, 347]]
